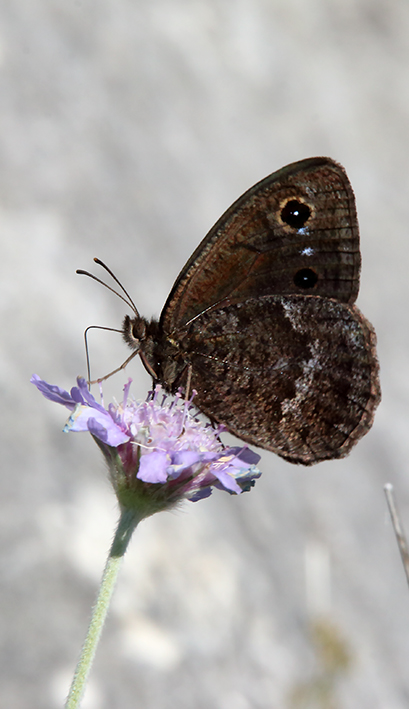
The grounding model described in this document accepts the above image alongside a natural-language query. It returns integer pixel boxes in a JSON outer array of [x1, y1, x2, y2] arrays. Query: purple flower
[[31, 375, 261, 518]]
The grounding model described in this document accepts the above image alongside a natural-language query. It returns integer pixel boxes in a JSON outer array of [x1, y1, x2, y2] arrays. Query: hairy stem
[[65, 507, 140, 709]]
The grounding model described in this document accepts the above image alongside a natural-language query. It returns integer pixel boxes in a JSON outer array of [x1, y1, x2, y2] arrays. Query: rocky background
[[1, 1, 409, 707]]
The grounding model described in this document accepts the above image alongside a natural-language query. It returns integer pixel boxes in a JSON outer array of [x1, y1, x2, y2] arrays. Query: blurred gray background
[[1, 1, 409, 707]]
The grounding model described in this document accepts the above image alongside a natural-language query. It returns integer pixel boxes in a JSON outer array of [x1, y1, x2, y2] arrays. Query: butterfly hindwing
[[176, 294, 379, 464]]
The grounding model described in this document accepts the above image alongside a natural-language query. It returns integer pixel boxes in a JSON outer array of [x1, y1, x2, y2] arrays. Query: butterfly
[[79, 157, 381, 465]]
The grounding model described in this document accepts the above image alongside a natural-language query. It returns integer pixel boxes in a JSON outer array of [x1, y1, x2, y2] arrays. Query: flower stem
[[65, 507, 140, 709]]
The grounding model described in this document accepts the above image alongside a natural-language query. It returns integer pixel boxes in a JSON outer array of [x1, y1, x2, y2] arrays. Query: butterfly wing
[[161, 157, 360, 333], [154, 157, 380, 463], [177, 294, 380, 464]]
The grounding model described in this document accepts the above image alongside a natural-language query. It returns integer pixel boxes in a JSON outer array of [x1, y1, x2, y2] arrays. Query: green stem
[[65, 507, 140, 709]]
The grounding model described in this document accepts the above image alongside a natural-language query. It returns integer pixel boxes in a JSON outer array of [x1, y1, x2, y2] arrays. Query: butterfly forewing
[[161, 157, 360, 333]]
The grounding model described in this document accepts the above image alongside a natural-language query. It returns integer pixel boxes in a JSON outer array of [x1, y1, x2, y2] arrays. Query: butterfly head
[[122, 313, 165, 382], [122, 313, 146, 353]]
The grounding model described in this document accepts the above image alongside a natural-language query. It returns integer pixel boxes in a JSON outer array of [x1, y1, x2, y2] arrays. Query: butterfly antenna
[[76, 258, 139, 316], [76, 268, 137, 313], [94, 257, 140, 315]]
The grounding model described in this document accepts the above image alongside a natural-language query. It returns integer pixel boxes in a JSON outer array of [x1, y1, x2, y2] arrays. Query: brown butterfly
[[79, 157, 381, 465]]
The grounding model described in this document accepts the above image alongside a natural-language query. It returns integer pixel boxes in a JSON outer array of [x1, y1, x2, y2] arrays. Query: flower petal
[[64, 405, 130, 445], [227, 447, 261, 468], [31, 375, 76, 409], [88, 417, 130, 446], [212, 468, 242, 494], [70, 377, 107, 413], [138, 451, 169, 483], [186, 487, 213, 502], [167, 450, 204, 477]]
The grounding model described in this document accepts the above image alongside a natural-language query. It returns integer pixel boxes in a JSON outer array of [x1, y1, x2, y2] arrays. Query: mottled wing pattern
[[178, 295, 380, 464]]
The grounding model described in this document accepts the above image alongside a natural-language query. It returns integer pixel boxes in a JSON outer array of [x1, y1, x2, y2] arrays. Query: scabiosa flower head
[[31, 375, 261, 521]]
